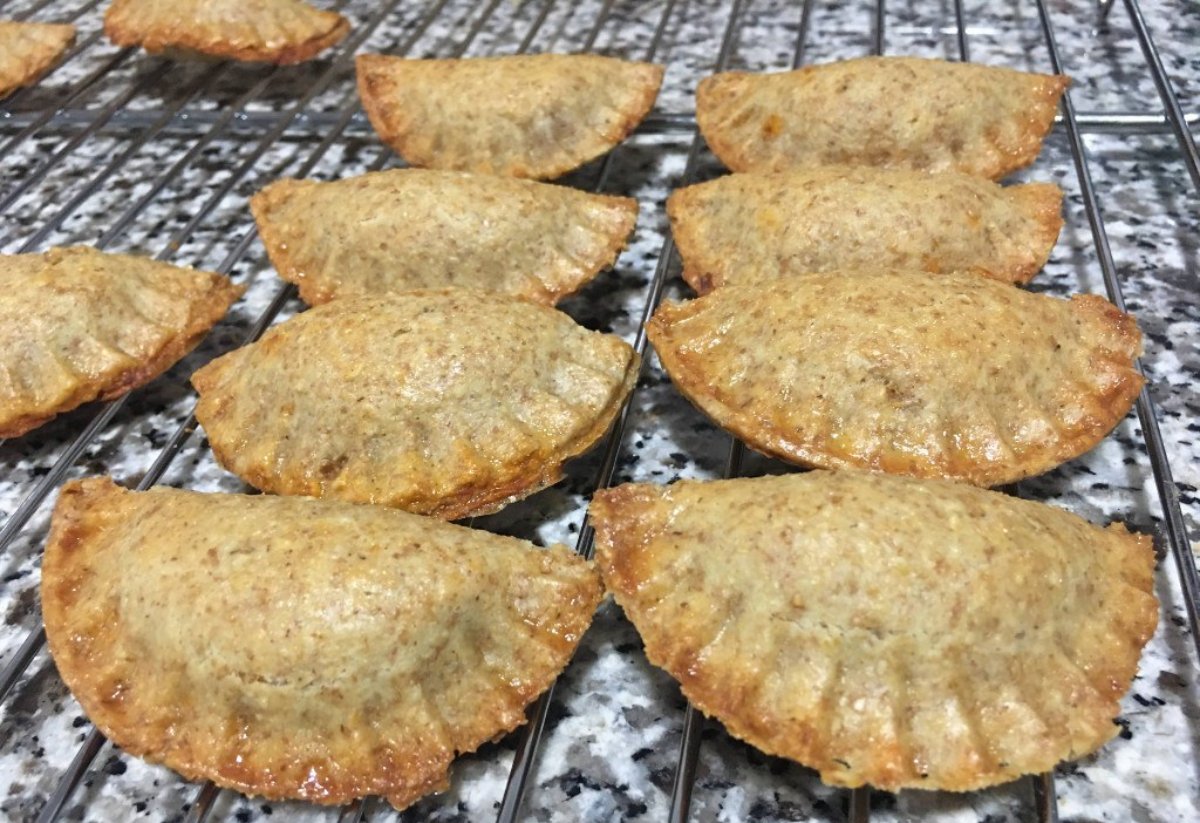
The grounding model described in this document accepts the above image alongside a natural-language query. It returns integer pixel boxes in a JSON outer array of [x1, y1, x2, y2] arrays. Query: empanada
[[591, 471, 1158, 791], [104, 0, 349, 64], [192, 291, 640, 518], [0, 247, 242, 439], [43, 477, 602, 810], [0, 20, 75, 100], [647, 271, 1142, 486], [696, 57, 1069, 179], [668, 167, 1063, 292], [356, 53, 664, 179], [250, 169, 638, 305]]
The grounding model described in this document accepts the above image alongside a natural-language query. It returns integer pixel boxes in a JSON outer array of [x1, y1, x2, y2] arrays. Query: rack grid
[[0, 0, 1197, 821]]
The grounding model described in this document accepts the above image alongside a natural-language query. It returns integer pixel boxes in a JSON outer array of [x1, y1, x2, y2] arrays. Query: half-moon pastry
[[356, 53, 664, 179], [192, 291, 640, 518], [104, 0, 349, 64], [696, 57, 1069, 179], [591, 470, 1158, 791], [250, 169, 638, 305], [0, 247, 242, 439], [43, 477, 603, 810], [647, 271, 1143, 486], [668, 167, 1063, 292], [0, 20, 76, 100]]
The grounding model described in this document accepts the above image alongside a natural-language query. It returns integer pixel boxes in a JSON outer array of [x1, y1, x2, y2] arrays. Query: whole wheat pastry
[[192, 291, 640, 518], [668, 167, 1063, 292], [647, 271, 1143, 486], [0, 20, 75, 99], [104, 0, 349, 64], [696, 56, 1068, 179], [356, 53, 664, 179], [0, 247, 242, 438], [43, 477, 602, 810], [250, 169, 638, 305], [591, 470, 1158, 791]]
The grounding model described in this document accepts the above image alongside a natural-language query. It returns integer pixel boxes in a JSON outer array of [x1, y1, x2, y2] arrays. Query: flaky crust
[[591, 471, 1158, 792], [192, 291, 640, 518], [43, 477, 602, 810], [250, 169, 638, 305], [0, 20, 75, 99], [356, 53, 664, 179], [0, 247, 242, 438], [104, 0, 349, 64], [647, 271, 1143, 486], [696, 57, 1069, 179], [668, 167, 1063, 292]]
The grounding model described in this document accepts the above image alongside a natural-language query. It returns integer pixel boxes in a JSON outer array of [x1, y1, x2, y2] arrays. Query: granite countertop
[[1, 0, 1198, 821]]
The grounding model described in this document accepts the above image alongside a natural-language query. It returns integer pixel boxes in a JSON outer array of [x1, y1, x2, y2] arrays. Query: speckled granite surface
[[0, 0, 1197, 821]]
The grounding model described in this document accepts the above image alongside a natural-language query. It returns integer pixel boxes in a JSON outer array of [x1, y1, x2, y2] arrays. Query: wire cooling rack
[[0, 0, 1197, 821]]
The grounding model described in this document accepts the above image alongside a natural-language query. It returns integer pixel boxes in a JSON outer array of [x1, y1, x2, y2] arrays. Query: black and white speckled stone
[[0, 0, 1197, 820]]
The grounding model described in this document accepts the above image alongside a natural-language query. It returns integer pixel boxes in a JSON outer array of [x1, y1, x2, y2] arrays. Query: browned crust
[[695, 72, 757, 174], [0, 22, 76, 100], [104, 0, 349, 65], [355, 54, 664, 179], [665, 183, 723, 294], [1007, 181, 1065, 284], [991, 73, 1071, 181], [43, 477, 604, 810], [533, 194, 638, 304], [0, 272, 242, 439], [590, 477, 1160, 791], [645, 290, 1145, 487]]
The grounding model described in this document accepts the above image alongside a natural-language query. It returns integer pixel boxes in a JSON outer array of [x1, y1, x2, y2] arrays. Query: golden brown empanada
[[647, 271, 1143, 486], [0, 247, 242, 439], [250, 169, 638, 306], [591, 470, 1158, 792], [0, 20, 75, 99], [192, 291, 640, 518], [668, 167, 1063, 292], [696, 57, 1068, 179], [104, 0, 349, 64], [356, 53, 664, 179], [43, 477, 602, 810]]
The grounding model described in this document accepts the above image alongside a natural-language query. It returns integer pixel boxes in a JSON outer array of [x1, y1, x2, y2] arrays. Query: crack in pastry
[[0, 19, 75, 100], [696, 56, 1069, 179], [0, 247, 243, 438], [192, 290, 640, 518], [646, 271, 1143, 486], [104, 0, 349, 64], [356, 53, 664, 179], [590, 470, 1159, 791], [43, 477, 603, 810], [250, 169, 638, 306], [668, 166, 1063, 292]]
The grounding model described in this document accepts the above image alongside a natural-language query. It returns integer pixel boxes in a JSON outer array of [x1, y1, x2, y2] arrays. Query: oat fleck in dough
[[43, 477, 603, 811], [591, 471, 1158, 791], [104, 0, 349, 64], [668, 166, 1063, 292], [0, 247, 242, 438], [192, 290, 640, 519], [251, 169, 638, 305], [647, 271, 1142, 486], [356, 53, 664, 179], [0, 20, 75, 99], [696, 56, 1068, 179]]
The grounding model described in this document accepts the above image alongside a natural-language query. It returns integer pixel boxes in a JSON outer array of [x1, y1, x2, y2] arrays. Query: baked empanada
[[647, 271, 1142, 486], [43, 477, 602, 810], [0, 20, 75, 100], [192, 291, 639, 518], [668, 167, 1063, 292], [696, 57, 1069, 179], [104, 0, 349, 64], [591, 470, 1158, 791], [356, 53, 664, 179], [250, 169, 638, 306], [0, 247, 242, 439]]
